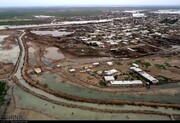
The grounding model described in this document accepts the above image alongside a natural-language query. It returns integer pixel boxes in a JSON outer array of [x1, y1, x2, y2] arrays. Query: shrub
[[0, 81, 8, 106], [44, 83, 48, 88], [99, 80, 107, 87]]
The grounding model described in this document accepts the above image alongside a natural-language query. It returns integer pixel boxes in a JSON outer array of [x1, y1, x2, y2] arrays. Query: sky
[[0, 0, 180, 7]]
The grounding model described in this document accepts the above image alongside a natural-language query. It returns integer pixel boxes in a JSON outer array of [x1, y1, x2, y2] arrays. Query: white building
[[132, 63, 139, 68], [69, 68, 76, 73], [104, 76, 115, 82], [107, 61, 113, 66], [104, 69, 119, 76], [34, 68, 42, 74], [130, 67, 159, 84], [97, 71, 103, 76], [110, 80, 143, 86], [93, 62, 100, 66]]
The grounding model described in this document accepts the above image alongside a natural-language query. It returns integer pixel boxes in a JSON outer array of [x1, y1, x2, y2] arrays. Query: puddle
[[28, 47, 36, 54], [44, 47, 65, 60], [0, 35, 9, 43], [0, 46, 20, 64]]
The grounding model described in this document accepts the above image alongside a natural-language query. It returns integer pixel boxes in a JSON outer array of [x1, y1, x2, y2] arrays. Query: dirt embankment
[[12, 76, 178, 119]]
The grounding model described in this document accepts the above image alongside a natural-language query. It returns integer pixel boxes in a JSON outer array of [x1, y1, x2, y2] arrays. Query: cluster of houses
[[68, 61, 159, 87], [34, 59, 158, 87], [104, 63, 159, 86], [103, 67, 144, 86]]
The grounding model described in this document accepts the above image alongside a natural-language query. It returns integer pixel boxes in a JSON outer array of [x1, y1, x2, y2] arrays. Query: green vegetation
[[0, 10, 103, 19], [133, 60, 151, 68], [160, 18, 178, 24], [99, 80, 107, 87], [124, 75, 133, 81], [44, 83, 48, 88], [0, 81, 8, 106], [155, 64, 166, 70], [61, 81, 65, 83], [0, 20, 50, 26], [89, 72, 96, 77], [124, 76, 130, 80], [155, 75, 171, 84]]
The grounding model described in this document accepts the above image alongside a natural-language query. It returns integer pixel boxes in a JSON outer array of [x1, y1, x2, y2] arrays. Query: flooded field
[[153, 10, 180, 14], [0, 46, 20, 64], [13, 85, 171, 120], [31, 72, 180, 104], [31, 31, 73, 37], [28, 47, 36, 54], [0, 19, 114, 30], [44, 47, 65, 60], [0, 35, 9, 42]]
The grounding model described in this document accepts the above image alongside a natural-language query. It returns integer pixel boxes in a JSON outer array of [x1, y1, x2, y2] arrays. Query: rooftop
[[110, 80, 143, 85]]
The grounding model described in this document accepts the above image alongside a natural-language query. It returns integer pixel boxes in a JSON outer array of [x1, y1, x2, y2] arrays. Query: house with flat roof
[[104, 69, 119, 76], [34, 68, 42, 74], [110, 80, 143, 86], [104, 76, 115, 82], [130, 67, 159, 84]]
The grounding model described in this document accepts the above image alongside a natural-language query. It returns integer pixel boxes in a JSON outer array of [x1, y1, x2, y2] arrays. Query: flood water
[[0, 46, 20, 64], [0, 35, 9, 43], [30, 30, 73, 37], [14, 85, 172, 120], [153, 10, 180, 14], [28, 47, 36, 54], [0, 18, 114, 30], [44, 47, 65, 60], [31, 72, 180, 105]]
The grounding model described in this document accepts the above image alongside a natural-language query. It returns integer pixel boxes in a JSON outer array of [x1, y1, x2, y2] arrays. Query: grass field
[[0, 9, 103, 25], [0, 10, 103, 19], [0, 20, 51, 26]]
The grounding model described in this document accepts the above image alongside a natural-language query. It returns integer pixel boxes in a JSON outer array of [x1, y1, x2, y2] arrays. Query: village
[[22, 10, 180, 89], [0, 7, 180, 120]]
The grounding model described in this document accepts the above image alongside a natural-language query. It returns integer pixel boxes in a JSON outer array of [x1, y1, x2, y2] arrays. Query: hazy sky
[[0, 0, 180, 7]]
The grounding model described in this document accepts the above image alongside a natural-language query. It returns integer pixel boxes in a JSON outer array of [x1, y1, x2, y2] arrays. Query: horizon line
[[0, 5, 180, 8]]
